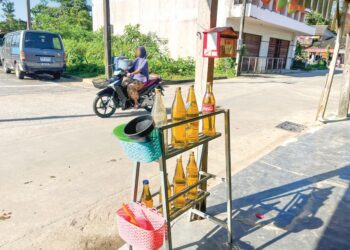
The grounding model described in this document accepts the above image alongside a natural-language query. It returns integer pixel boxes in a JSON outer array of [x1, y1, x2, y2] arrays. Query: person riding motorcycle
[[124, 46, 149, 109]]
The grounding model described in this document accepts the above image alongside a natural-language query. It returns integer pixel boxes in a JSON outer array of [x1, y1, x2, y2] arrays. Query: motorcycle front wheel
[[93, 93, 117, 118]]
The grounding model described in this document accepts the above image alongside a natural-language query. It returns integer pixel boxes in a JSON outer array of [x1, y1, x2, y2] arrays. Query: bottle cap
[[143, 179, 149, 185]]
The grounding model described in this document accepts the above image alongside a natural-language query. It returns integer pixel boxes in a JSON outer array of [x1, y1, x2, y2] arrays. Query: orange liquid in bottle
[[202, 82, 216, 136], [186, 85, 199, 143]]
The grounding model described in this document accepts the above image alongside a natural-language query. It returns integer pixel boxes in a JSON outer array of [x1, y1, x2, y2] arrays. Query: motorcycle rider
[[125, 46, 149, 109]]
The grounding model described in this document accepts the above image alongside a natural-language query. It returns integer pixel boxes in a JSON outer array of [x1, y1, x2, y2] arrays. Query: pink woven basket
[[116, 202, 166, 250]]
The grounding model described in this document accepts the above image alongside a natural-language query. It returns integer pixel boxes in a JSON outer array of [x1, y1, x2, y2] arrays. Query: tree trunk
[[316, 1, 349, 120]]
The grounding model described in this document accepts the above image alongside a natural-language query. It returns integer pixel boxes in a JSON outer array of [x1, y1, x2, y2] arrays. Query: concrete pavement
[[0, 70, 345, 249], [168, 119, 350, 250]]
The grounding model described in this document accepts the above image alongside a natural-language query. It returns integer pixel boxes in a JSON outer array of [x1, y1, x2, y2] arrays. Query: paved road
[[0, 70, 344, 249], [0, 73, 148, 249]]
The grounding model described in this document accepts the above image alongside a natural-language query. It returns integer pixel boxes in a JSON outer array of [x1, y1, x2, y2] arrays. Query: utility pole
[[235, 0, 247, 76], [194, 0, 218, 101], [103, 0, 112, 79], [193, 0, 219, 227], [26, 0, 31, 30]]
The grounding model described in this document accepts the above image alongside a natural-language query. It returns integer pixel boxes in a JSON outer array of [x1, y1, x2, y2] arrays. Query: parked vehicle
[[2, 30, 66, 80], [0, 36, 5, 65], [93, 57, 164, 118]]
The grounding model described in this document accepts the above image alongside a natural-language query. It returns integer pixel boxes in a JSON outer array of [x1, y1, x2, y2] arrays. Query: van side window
[[12, 34, 20, 48], [5, 35, 12, 47]]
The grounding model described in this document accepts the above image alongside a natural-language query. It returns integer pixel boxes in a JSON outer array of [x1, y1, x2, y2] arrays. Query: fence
[[241, 56, 290, 74]]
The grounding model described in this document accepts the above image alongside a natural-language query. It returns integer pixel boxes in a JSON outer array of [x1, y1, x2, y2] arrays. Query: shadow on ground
[[0, 110, 150, 123], [241, 69, 340, 79], [176, 165, 350, 250]]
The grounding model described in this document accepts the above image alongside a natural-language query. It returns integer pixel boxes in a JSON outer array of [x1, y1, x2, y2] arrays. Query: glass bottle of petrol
[[159, 174, 172, 214], [186, 152, 199, 200], [171, 87, 187, 148], [141, 179, 153, 208], [186, 85, 199, 143], [173, 155, 186, 208], [152, 89, 168, 149], [202, 82, 216, 136]]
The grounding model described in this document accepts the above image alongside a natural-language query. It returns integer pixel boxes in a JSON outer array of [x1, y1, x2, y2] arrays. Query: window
[[52, 37, 62, 50], [11, 34, 20, 48], [24, 32, 63, 50], [5, 35, 12, 47]]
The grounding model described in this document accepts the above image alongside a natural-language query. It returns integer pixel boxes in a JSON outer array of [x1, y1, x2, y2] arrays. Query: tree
[[305, 11, 329, 25], [32, 0, 92, 39], [0, 0, 26, 32]]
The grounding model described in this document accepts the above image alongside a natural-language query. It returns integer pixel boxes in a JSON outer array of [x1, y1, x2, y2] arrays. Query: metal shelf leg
[[191, 142, 208, 221], [225, 110, 233, 244], [129, 162, 140, 250], [131, 162, 140, 202], [159, 130, 172, 250]]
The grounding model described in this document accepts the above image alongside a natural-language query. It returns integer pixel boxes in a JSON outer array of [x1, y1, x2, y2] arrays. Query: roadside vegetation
[[291, 11, 330, 71], [0, 0, 235, 80]]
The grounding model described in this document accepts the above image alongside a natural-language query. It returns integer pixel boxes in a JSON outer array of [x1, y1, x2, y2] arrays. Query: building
[[92, 0, 319, 73], [301, 26, 346, 66]]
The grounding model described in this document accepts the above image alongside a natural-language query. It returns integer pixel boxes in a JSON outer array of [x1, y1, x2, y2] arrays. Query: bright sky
[[13, 0, 92, 20]]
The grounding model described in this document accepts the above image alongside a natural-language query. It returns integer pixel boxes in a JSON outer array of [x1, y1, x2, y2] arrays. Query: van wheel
[[15, 64, 25, 79], [52, 72, 61, 80], [3, 63, 10, 74]]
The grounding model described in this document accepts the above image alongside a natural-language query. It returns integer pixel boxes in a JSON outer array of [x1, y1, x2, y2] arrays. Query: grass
[[67, 68, 236, 82]]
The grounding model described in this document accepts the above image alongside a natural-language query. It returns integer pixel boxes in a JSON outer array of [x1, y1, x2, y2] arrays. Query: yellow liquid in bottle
[[173, 156, 187, 208], [186, 152, 198, 200], [172, 87, 187, 148], [173, 181, 186, 208], [141, 180, 153, 208]]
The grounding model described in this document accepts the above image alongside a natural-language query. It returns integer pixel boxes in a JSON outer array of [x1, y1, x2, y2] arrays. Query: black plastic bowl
[[124, 115, 155, 142]]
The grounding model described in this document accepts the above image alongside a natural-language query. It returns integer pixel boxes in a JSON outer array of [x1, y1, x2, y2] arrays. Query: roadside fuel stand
[[127, 109, 233, 249], [116, 26, 238, 250]]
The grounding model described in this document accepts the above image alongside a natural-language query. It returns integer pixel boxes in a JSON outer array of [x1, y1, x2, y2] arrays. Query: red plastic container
[[116, 202, 166, 250]]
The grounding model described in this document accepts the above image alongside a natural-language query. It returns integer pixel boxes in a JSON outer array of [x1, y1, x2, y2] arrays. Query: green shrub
[[215, 58, 236, 78], [63, 25, 197, 79], [291, 59, 307, 70], [292, 59, 328, 71]]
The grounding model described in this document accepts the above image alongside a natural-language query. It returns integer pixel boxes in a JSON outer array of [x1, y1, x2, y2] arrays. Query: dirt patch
[[79, 235, 124, 250]]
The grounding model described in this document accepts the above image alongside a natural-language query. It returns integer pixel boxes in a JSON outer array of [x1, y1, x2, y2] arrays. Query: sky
[[13, 0, 92, 20]]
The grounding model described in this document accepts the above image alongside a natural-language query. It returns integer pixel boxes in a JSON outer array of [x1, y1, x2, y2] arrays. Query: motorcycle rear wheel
[[93, 93, 117, 118]]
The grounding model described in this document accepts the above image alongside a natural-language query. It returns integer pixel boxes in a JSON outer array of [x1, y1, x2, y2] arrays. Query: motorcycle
[[93, 57, 164, 118]]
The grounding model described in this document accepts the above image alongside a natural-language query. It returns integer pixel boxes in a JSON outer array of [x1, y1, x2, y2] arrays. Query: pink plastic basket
[[116, 202, 166, 250]]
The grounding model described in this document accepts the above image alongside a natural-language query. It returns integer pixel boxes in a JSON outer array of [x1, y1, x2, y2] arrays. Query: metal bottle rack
[[130, 109, 232, 249]]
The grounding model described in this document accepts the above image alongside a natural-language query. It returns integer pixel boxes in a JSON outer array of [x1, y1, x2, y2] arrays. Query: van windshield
[[24, 32, 62, 50]]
